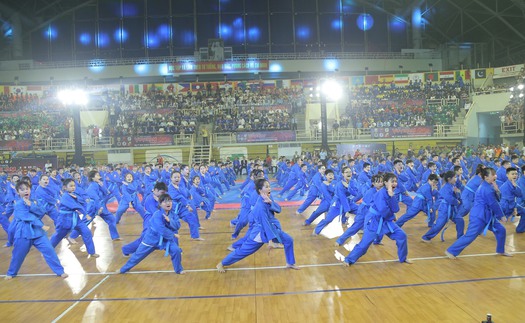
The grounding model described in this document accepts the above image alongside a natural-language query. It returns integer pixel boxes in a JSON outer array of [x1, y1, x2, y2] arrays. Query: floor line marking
[[2, 275, 524, 304], [50, 274, 110, 323], [2, 251, 523, 278]]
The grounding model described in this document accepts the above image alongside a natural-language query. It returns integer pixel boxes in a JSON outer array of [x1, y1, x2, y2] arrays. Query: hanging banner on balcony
[[133, 135, 174, 147], [371, 126, 433, 138], [236, 131, 296, 143], [113, 135, 174, 147], [0, 140, 33, 151], [169, 60, 270, 74]]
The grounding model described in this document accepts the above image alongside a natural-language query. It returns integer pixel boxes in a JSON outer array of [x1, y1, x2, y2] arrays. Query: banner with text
[[236, 131, 296, 143], [0, 140, 33, 151], [371, 126, 433, 138], [169, 60, 269, 74]]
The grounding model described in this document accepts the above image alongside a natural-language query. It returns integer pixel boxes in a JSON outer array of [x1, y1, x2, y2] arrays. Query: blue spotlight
[[233, 17, 243, 28], [269, 63, 282, 73], [356, 13, 374, 31], [134, 64, 150, 75], [158, 24, 171, 40], [324, 59, 339, 71], [146, 33, 160, 48], [44, 25, 58, 40], [331, 19, 342, 30], [218, 24, 232, 39], [97, 33, 110, 48], [412, 8, 422, 25], [296, 26, 311, 40], [247, 27, 260, 42], [390, 17, 406, 32], [114, 28, 128, 43], [79, 33, 92, 45]]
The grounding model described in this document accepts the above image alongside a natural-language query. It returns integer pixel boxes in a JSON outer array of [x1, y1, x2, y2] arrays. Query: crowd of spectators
[[346, 80, 467, 129], [0, 111, 71, 142]]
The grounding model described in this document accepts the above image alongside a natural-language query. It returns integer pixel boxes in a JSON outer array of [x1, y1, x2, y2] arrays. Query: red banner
[[236, 131, 296, 143], [0, 140, 33, 151], [133, 135, 174, 147], [371, 127, 433, 138]]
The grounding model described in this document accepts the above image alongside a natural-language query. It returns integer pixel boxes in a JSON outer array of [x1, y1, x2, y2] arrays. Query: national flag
[[176, 83, 190, 92], [474, 69, 486, 79], [302, 79, 317, 88], [365, 75, 379, 85], [128, 84, 140, 93], [351, 76, 364, 86], [191, 82, 205, 91], [26, 85, 42, 92], [291, 80, 303, 87], [378, 74, 394, 84], [425, 72, 438, 82], [0, 86, 8, 94], [142, 84, 149, 93], [439, 71, 455, 81], [262, 80, 276, 88], [394, 74, 409, 84], [282, 80, 291, 88], [455, 70, 471, 82]]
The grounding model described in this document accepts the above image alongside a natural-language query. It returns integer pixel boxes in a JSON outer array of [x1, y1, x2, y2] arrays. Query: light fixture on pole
[[58, 89, 89, 166], [319, 78, 342, 154]]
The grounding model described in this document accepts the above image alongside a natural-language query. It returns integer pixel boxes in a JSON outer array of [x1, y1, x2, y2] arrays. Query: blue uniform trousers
[[7, 236, 65, 277], [344, 224, 407, 264], [447, 218, 506, 256]]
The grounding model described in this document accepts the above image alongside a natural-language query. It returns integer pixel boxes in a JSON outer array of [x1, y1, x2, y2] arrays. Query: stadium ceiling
[[0, 0, 524, 65]]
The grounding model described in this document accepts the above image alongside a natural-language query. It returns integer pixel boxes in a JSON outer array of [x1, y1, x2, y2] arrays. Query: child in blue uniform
[[421, 171, 463, 242], [335, 174, 383, 246], [168, 171, 203, 241], [217, 179, 299, 273], [396, 174, 439, 227], [6, 181, 68, 279], [119, 194, 184, 274], [49, 179, 98, 258], [343, 173, 411, 266], [303, 169, 336, 226], [446, 168, 512, 258], [115, 173, 146, 224]]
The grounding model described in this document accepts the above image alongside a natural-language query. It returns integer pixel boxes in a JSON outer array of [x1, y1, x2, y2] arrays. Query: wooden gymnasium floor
[[1, 199, 525, 322]]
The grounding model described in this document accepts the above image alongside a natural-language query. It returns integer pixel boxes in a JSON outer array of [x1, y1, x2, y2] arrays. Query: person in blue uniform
[[32, 174, 60, 224], [421, 171, 463, 242], [119, 194, 185, 274], [168, 171, 203, 241], [396, 174, 439, 227], [5, 181, 68, 280], [115, 172, 146, 224], [335, 173, 383, 246], [343, 172, 411, 266], [303, 169, 336, 226], [455, 164, 485, 219], [313, 167, 359, 236], [80, 170, 120, 241], [121, 182, 168, 256], [296, 164, 326, 214], [49, 178, 98, 258], [217, 179, 299, 273], [446, 167, 513, 258], [499, 167, 525, 231]]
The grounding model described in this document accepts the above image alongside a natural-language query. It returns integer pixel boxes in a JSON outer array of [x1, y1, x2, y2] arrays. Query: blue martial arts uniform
[[447, 180, 507, 256], [422, 182, 463, 241], [344, 187, 408, 265], [7, 198, 65, 277], [120, 208, 183, 273]]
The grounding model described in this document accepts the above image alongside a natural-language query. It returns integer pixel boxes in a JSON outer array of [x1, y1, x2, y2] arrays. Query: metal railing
[[501, 121, 523, 134], [7, 51, 442, 71], [30, 134, 194, 151]]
